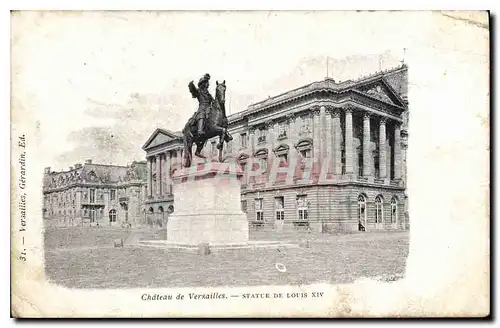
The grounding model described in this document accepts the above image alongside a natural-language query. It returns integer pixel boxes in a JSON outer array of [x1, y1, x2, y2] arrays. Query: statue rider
[[188, 73, 213, 137]]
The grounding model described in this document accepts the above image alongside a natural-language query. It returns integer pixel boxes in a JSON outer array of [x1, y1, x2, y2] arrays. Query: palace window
[[278, 123, 288, 139], [300, 149, 311, 161], [240, 133, 248, 148], [109, 209, 117, 223], [278, 154, 288, 166], [255, 198, 264, 221], [375, 195, 384, 223], [275, 196, 284, 221], [257, 128, 266, 143], [258, 157, 267, 174], [110, 189, 116, 201], [358, 194, 367, 229], [391, 197, 398, 223], [89, 189, 95, 203], [297, 195, 308, 220], [241, 200, 247, 213]]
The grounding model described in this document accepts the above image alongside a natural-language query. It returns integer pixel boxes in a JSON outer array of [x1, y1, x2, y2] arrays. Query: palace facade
[[142, 65, 409, 232], [42, 160, 148, 227]]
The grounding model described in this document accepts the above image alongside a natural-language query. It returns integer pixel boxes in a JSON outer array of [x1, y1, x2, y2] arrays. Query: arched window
[[109, 209, 117, 223], [375, 195, 384, 224], [148, 207, 154, 214], [391, 197, 398, 224], [358, 194, 367, 230]]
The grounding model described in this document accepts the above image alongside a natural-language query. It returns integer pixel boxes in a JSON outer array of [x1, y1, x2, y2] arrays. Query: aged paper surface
[[11, 11, 489, 318]]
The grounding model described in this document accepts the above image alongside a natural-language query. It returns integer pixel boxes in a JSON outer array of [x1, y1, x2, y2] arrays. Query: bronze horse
[[182, 80, 232, 167]]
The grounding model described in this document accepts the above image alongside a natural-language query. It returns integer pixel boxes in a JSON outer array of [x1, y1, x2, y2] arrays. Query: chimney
[[85, 159, 92, 164], [44, 167, 51, 174], [69, 166, 74, 170], [75, 163, 82, 169]]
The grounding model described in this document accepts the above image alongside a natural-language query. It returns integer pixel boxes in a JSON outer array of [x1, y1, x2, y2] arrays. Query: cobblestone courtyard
[[44, 227, 409, 289]]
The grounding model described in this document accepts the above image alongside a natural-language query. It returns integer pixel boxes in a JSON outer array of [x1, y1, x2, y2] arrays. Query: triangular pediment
[[354, 78, 406, 107], [142, 128, 180, 150]]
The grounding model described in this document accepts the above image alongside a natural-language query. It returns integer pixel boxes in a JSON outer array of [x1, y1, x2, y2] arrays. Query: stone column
[[249, 127, 255, 152], [165, 151, 171, 194], [177, 149, 182, 169], [320, 106, 327, 161], [160, 154, 165, 196], [324, 106, 333, 174], [156, 154, 161, 197], [312, 106, 321, 163], [266, 121, 275, 171], [394, 124, 402, 180], [363, 113, 372, 177], [147, 157, 152, 197], [344, 106, 354, 175], [379, 118, 387, 179], [333, 109, 342, 175]]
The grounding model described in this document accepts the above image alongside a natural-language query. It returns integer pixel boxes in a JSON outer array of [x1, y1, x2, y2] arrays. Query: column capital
[[363, 112, 371, 120], [343, 105, 354, 114], [324, 105, 336, 116], [311, 105, 321, 116], [248, 126, 256, 134], [285, 112, 296, 123], [265, 120, 274, 129], [379, 117, 388, 125]]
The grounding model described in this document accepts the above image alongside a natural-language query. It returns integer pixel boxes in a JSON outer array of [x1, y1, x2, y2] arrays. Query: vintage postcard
[[11, 10, 490, 318]]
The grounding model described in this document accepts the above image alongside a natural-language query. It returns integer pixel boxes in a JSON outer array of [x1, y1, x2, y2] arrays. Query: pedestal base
[[166, 212, 249, 244]]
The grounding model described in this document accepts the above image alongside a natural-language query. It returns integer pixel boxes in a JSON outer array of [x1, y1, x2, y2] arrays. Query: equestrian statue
[[182, 73, 233, 168]]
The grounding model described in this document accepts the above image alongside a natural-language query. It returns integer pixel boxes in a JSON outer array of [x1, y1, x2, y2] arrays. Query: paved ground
[[44, 227, 409, 289]]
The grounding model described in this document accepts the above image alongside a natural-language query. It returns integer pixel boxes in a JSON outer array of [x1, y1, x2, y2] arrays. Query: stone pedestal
[[166, 162, 249, 245]]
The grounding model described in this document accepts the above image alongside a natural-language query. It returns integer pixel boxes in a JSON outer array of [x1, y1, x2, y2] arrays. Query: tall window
[[241, 200, 247, 213], [297, 195, 308, 220], [255, 198, 264, 221], [258, 128, 266, 143], [278, 154, 288, 166], [240, 133, 248, 148], [109, 209, 117, 223], [391, 197, 398, 223], [375, 195, 383, 223], [358, 194, 367, 229], [275, 197, 284, 221], [227, 141, 233, 154], [278, 123, 287, 139], [258, 157, 267, 173], [89, 189, 95, 203], [300, 149, 311, 166], [110, 189, 116, 201]]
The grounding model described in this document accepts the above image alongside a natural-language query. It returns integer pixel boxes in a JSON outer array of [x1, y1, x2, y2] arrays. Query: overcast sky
[[12, 11, 414, 170]]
